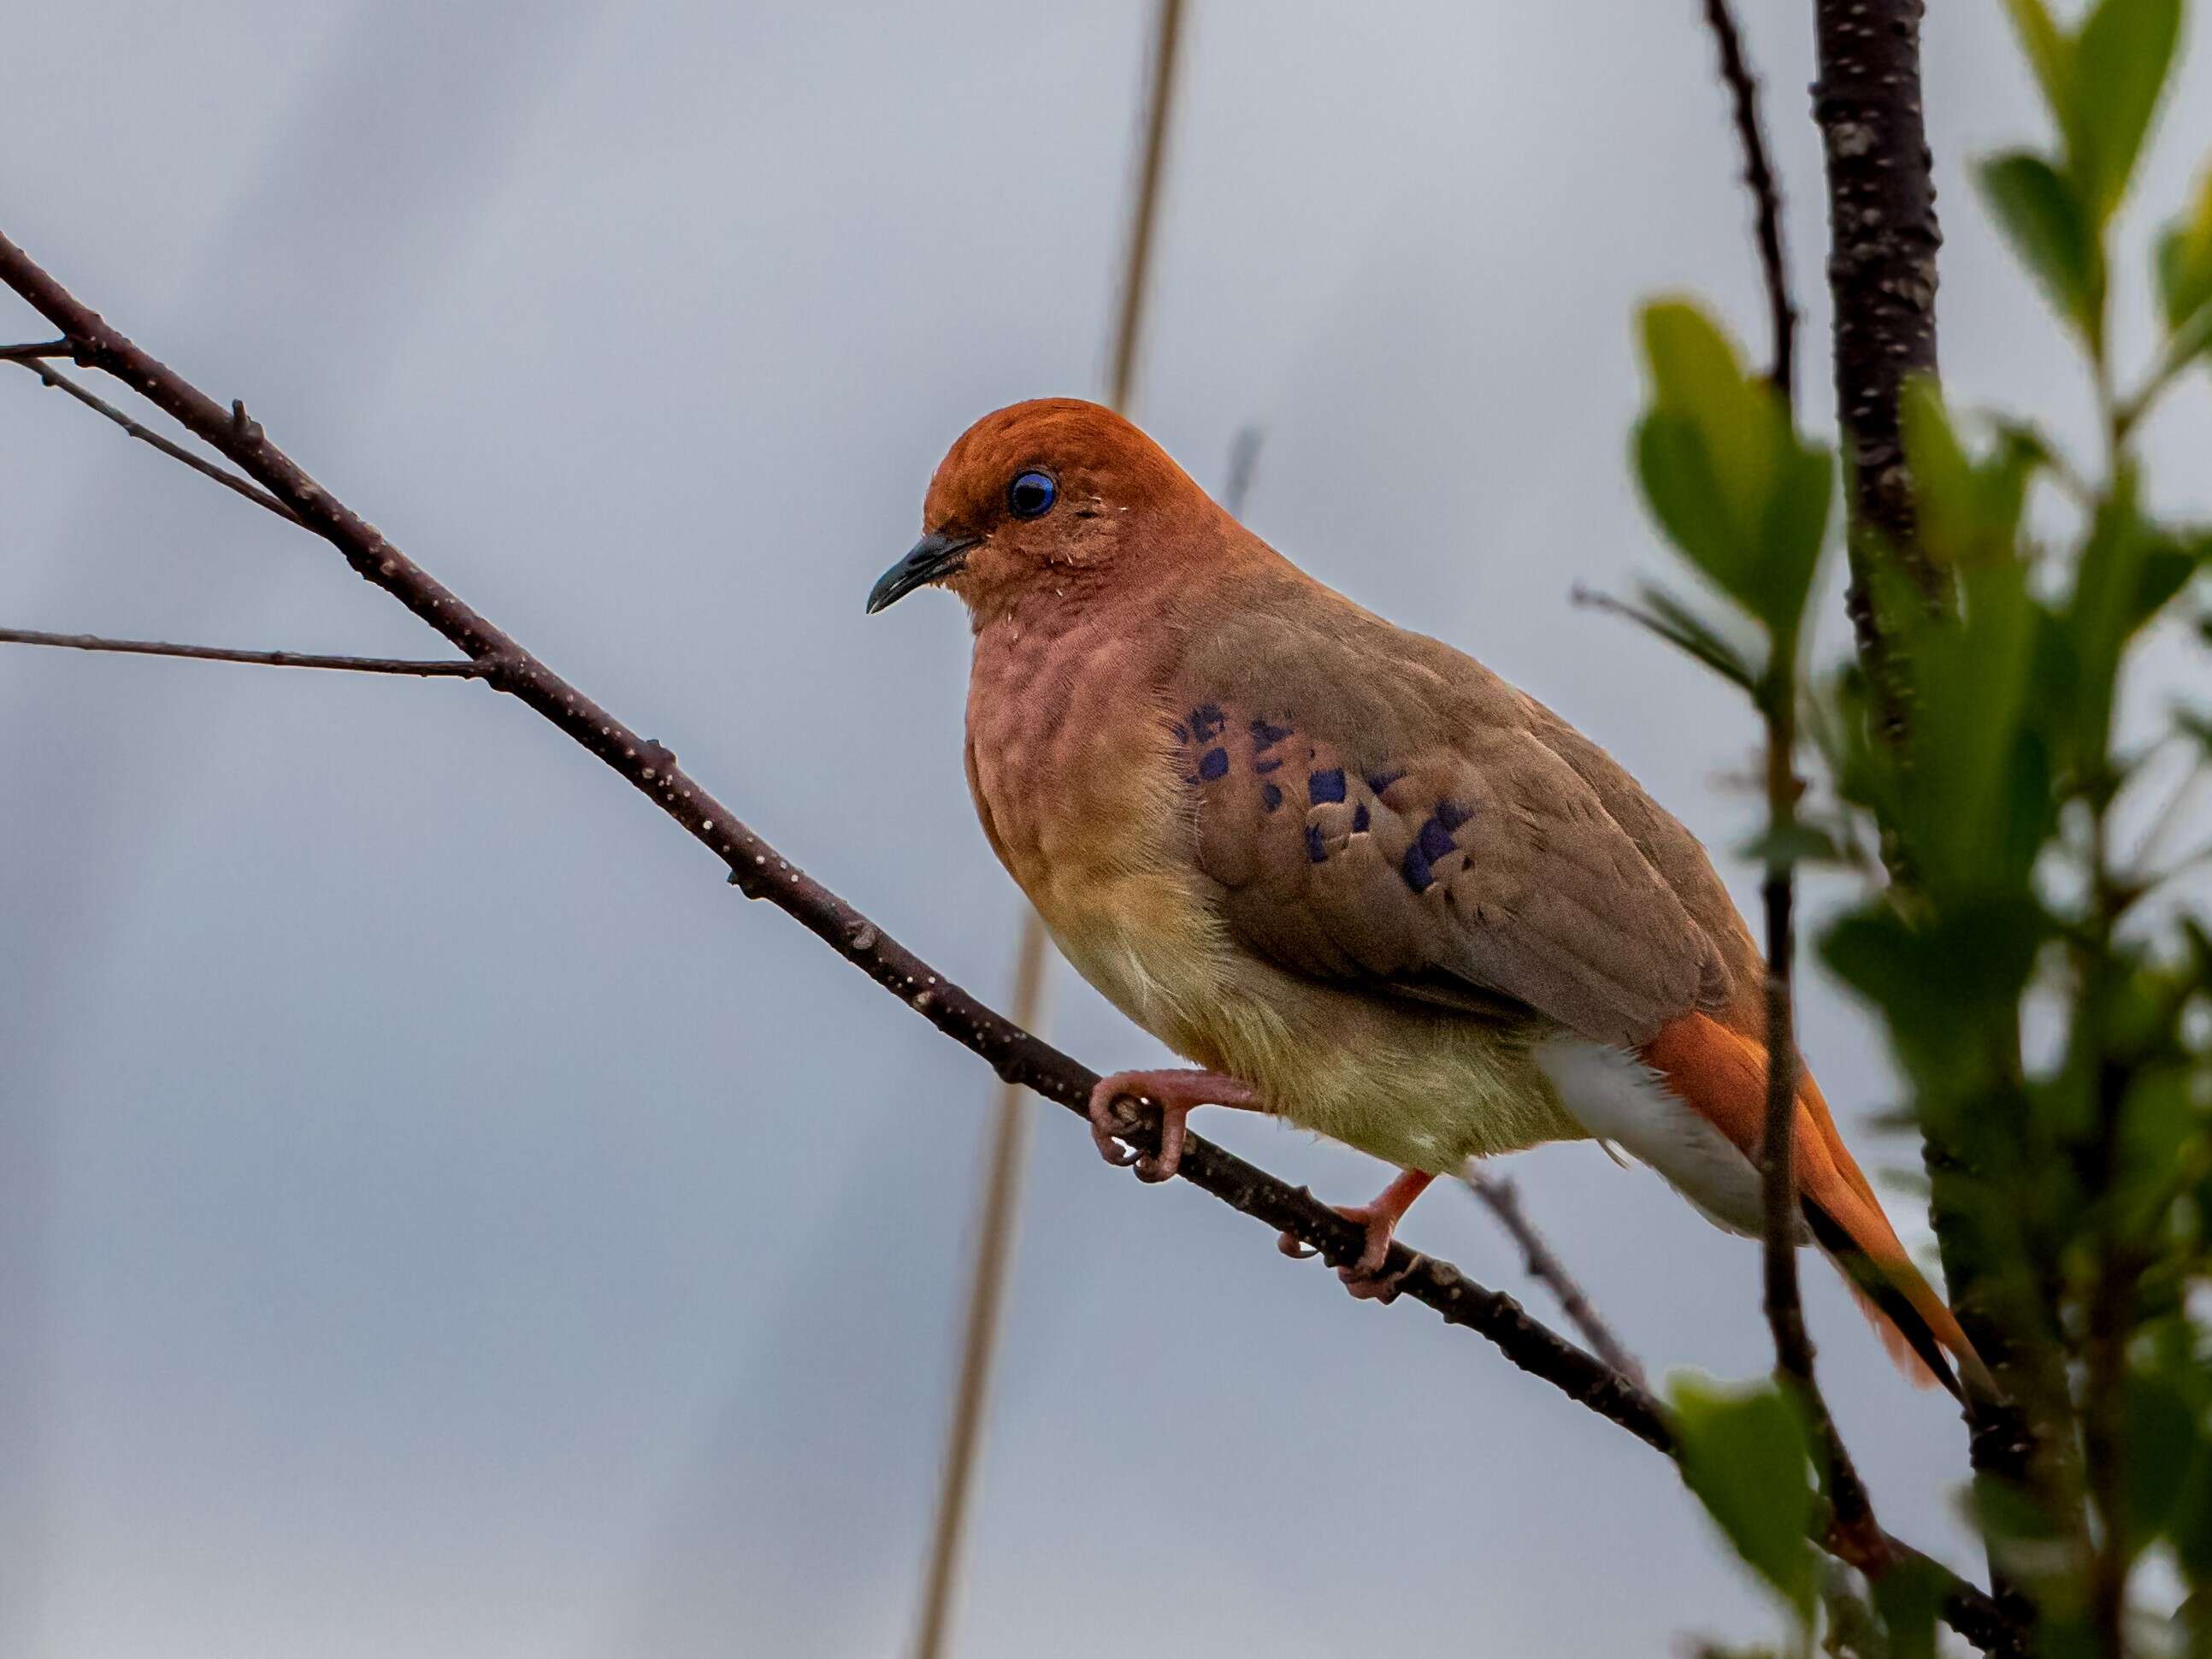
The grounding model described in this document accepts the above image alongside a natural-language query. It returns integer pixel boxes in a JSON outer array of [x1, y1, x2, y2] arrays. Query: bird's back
[[1118, 543, 1977, 1390]]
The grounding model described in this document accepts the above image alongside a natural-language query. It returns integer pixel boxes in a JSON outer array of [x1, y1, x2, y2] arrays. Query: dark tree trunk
[[1810, 10, 2060, 1650], [1811, 0, 1949, 719]]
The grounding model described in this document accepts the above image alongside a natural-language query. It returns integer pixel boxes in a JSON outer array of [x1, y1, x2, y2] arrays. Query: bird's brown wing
[[1171, 603, 1737, 1048]]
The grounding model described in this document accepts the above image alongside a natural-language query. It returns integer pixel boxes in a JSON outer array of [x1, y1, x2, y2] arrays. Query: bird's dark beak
[[866, 532, 978, 615]]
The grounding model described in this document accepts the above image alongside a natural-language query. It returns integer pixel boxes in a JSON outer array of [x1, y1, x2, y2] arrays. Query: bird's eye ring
[[1006, 469, 1057, 519]]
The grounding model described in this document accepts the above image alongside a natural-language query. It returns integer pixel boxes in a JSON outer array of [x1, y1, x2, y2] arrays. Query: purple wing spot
[[1254, 757, 1283, 774], [1417, 816, 1455, 862], [1305, 825, 1328, 864], [1197, 747, 1229, 781], [1352, 801, 1370, 833], [1401, 841, 1436, 893], [1307, 768, 1346, 804], [1249, 717, 1294, 751], [1189, 704, 1227, 742], [1436, 797, 1474, 831], [1366, 768, 1405, 794], [1261, 782, 1283, 812]]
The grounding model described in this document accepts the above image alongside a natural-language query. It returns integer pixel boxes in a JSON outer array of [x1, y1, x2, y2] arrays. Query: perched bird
[[869, 397, 1985, 1398]]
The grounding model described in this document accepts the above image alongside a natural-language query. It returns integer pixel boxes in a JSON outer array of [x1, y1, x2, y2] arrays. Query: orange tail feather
[[1641, 1013, 1989, 1402]]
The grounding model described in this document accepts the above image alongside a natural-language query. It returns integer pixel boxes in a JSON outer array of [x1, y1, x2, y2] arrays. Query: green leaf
[[1900, 378, 2034, 567], [2002, 0, 2074, 129], [1637, 304, 1773, 584], [2133, 528, 2208, 629], [1736, 820, 1850, 871], [1979, 151, 2105, 343], [1821, 898, 2049, 1073], [2156, 165, 2212, 336], [2126, 1369, 2205, 1551], [2073, 0, 2182, 221], [1901, 377, 1973, 528], [2117, 1066, 2197, 1234], [1670, 1375, 1818, 1621], [2175, 1422, 2212, 1580], [1613, 581, 1764, 693], [2062, 474, 2189, 760], [1896, 557, 2056, 896], [1870, 1555, 1946, 1659], [1761, 440, 1835, 646], [1633, 301, 1831, 643]]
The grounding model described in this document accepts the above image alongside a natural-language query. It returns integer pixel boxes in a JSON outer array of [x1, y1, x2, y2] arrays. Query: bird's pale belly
[[1035, 864, 1589, 1176]]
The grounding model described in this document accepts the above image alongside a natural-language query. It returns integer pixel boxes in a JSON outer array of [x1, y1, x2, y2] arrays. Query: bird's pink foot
[[1087, 1068, 1258, 1184], [1278, 1168, 1436, 1302]]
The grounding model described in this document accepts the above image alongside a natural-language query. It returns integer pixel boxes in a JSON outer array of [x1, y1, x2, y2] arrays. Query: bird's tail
[[1640, 1013, 1992, 1406]]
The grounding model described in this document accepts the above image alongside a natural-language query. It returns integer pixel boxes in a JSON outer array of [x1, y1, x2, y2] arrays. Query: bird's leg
[[1277, 1167, 1436, 1303], [1087, 1068, 1259, 1184]]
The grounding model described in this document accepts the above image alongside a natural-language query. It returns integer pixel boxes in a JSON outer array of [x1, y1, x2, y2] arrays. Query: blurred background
[[3, 3, 2207, 1655]]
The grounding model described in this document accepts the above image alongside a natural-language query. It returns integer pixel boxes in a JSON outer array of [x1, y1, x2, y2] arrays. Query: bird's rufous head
[[865, 398, 1224, 624]]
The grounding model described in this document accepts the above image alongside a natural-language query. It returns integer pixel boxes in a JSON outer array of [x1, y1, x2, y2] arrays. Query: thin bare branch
[[1222, 424, 1265, 521], [911, 948, 1042, 1659], [1104, 0, 1183, 414], [1696, 0, 1885, 1575], [1464, 1172, 1647, 1389], [0, 225, 2016, 1656], [0, 338, 69, 361], [0, 625, 488, 679], [1700, 0, 1796, 402], [6, 357, 301, 523], [1759, 859, 1885, 1569]]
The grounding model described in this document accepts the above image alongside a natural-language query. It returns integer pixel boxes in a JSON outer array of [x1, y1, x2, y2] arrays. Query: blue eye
[[1006, 469, 1057, 519]]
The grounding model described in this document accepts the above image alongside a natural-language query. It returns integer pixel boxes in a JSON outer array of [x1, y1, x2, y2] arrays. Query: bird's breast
[[963, 606, 1228, 1057]]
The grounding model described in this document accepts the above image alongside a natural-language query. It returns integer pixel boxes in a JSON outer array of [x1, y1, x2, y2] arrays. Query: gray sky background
[[3, 3, 2208, 1656]]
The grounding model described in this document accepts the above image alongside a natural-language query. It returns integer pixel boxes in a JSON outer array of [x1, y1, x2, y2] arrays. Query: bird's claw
[[1338, 1249, 1425, 1304], [1279, 1192, 1426, 1304], [1088, 1084, 1185, 1178], [1088, 1093, 1142, 1167], [1087, 1068, 1256, 1184], [1132, 1101, 1187, 1184], [1079, 1079, 1203, 1185]]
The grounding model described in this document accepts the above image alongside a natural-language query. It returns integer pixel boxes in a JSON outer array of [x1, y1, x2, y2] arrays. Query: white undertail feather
[[1533, 1036, 1807, 1243]]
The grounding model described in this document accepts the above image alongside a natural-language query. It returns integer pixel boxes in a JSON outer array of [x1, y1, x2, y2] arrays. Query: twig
[[0, 225, 2015, 1655], [1759, 857, 1884, 1568], [921, 9, 1191, 1651], [0, 337, 69, 361], [0, 626, 488, 678], [1222, 424, 1265, 521], [7, 357, 301, 523], [1700, 0, 1795, 401], [1104, 0, 1184, 415], [911, 937, 1041, 1659], [1464, 1171, 1646, 1389], [1702, 0, 1885, 1577]]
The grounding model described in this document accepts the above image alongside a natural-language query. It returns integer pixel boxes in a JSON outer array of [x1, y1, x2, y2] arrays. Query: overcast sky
[[3, 3, 2208, 1656]]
